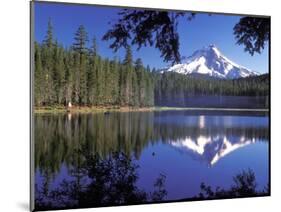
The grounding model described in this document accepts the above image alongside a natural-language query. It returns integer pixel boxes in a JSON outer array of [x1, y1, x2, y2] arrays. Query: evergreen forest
[[34, 21, 269, 108]]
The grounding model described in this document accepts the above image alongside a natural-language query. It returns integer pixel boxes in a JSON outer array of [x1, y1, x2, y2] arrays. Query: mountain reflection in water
[[170, 134, 257, 166], [34, 111, 269, 209]]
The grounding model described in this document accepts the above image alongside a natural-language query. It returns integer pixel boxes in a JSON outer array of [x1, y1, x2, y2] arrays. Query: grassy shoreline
[[34, 106, 269, 114]]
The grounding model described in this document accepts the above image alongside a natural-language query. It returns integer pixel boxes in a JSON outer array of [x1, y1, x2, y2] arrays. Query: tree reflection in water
[[34, 112, 268, 175], [35, 148, 167, 210], [34, 112, 268, 210]]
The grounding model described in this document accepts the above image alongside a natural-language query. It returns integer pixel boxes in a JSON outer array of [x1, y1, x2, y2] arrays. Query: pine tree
[[73, 51, 80, 104], [111, 59, 120, 105], [34, 42, 43, 106], [122, 46, 134, 106], [96, 56, 105, 105], [132, 70, 139, 106], [72, 25, 89, 105], [135, 58, 146, 106], [53, 42, 65, 104], [123, 46, 133, 66], [90, 37, 98, 57], [64, 49, 74, 105], [41, 19, 55, 105], [147, 74, 154, 106], [43, 18, 53, 48], [87, 38, 98, 105], [134, 58, 143, 71], [73, 25, 89, 54], [104, 59, 112, 105]]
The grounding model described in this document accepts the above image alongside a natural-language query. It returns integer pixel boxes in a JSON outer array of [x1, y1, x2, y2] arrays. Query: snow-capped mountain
[[163, 44, 259, 79]]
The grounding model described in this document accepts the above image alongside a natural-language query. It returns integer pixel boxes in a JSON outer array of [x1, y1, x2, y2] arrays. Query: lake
[[34, 110, 269, 209], [155, 95, 269, 108]]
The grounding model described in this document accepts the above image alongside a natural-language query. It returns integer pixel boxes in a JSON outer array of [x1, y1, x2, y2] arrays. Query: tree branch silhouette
[[103, 10, 269, 64]]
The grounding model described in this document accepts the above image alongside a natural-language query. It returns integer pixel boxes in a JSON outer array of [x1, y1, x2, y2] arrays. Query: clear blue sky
[[34, 2, 269, 74]]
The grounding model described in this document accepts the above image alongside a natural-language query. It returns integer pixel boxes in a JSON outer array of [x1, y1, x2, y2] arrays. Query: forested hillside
[[153, 72, 269, 107], [34, 21, 269, 108]]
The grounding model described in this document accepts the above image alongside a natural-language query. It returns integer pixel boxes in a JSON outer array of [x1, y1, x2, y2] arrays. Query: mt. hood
[[163, 45, 259, 79]]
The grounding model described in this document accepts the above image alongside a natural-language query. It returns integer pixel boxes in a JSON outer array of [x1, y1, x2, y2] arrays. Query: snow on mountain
[[163, 44, 259, 79]]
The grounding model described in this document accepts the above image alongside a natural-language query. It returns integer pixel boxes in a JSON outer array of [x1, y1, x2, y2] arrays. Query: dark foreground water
[[34, 110, 269, 210]]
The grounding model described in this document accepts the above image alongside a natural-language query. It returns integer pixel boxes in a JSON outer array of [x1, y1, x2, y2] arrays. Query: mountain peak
[[207, 44, 220, 53], [205, 44, 221, 58], [207, 44, 218, 50], [164, 45, 259, 79], [209, 44, 216, 48]]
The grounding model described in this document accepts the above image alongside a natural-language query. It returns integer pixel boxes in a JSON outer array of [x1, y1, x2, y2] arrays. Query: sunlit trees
[[34, 21, 155, 108]]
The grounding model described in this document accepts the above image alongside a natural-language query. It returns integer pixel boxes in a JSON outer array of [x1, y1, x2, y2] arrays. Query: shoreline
[[34, 106, 154, 114], [34, 106, 269, 114]]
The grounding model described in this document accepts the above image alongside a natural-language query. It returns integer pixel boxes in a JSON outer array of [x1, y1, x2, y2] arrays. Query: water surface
[[34, 110, 269, 209]]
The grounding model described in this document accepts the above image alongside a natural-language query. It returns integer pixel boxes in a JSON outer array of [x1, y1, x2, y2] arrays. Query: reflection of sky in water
[[138, 114, 269, 200], [138, 141, 268, 200]]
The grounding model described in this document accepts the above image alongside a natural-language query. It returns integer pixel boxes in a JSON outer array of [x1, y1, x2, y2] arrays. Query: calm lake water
[[34, 110, 269, 209], [156, 95, 269, 108]]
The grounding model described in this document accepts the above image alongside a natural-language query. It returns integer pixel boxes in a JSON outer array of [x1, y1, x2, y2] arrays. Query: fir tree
[[87, 38, 98, 105], [34, 21, 269, 109], [43, 18, 53, 48], [72, 25, 89, 105], [34, 42, 43, 106]]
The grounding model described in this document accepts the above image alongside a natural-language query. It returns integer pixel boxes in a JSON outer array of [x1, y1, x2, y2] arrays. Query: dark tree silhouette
[[233, 17, 270, 55], [35, 149, 167, 210], [198, 169, 269, 199], [103, 10, 195, 64], [103, 10, 269, 64]]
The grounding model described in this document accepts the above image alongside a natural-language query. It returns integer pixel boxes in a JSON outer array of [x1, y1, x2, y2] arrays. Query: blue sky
[[34, 2, 269, 74]]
